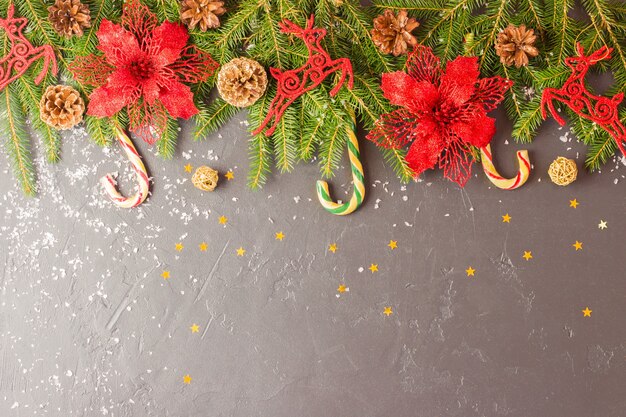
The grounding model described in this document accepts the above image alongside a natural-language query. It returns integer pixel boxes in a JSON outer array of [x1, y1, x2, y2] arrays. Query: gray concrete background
[[1, 102, 625, 417]]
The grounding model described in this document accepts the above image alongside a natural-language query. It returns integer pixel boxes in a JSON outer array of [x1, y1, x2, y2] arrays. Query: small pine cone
[[495, 24, 539, 68], [371, 9, 419, 57], [217, 58, 268, 108], [48, 0, 91, 38], [39, 85, 85, 130], [180, 0, 226, 31]]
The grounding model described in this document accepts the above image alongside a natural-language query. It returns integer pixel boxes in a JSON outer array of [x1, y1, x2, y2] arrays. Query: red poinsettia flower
[[367, 46, 512, 186], [70, 0, 218, 144]]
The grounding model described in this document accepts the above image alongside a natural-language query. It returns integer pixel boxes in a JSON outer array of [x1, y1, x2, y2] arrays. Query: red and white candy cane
[[100, 126, 150, 208], [480, 144, 531, 190]]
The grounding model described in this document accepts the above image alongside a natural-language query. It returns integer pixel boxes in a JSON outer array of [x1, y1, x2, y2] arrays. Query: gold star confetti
[[328, 243, 338, 253], [523, 251, 533, 261], [582, 307, 592, 317], [218, 215, 228, 225], [236, 247, 246, 256], [383, 307, 393, 316], [598, 220, 608, 230], [225, 171, 234, 180], [465, 266, 475, 277], [161, 271, 170, 280], [388, 240, 398, 250], [369, 264, 379, 273], [190, 324, 200, 333], [337, 284, 347, 293], [275, 231, 285, 241], [502, 213, 511, 223], [184, 163, 193, 173], [569, 199, 579, 208], [183, 374, 192, 384], [573, 241, 583, 251], [175, 243, 184, 252], [199, 242, 208, 252]]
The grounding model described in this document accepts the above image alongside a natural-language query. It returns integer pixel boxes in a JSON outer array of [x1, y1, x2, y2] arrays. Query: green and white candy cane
[[316, 110, 365, 215]]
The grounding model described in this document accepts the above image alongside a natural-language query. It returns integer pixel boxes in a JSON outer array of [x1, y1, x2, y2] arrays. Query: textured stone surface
[[1, 107, 625, 416]]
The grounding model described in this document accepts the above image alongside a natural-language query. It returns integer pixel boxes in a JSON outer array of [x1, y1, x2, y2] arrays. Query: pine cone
[[495, 24, 539, 68], [48, 0, 91, 38], [371, 9, 419, 57], [180, 0, 226, 31], [217, 58, 268, 108], [39, 85, 85, 130]]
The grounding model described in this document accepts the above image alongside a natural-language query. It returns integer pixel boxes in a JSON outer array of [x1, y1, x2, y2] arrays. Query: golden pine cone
[[495, 24, 539, 68], [180, 0, 226, 31], [371, 9, 419, 57], [39, 85, 85, 130], [217, 58, 268, 108], [48, 0, 91, 38]]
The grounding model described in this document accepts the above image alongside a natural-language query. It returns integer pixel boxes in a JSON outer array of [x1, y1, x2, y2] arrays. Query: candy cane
[[480, 144, 531, 190], [100, 126, 150, 208], [316, 110, 365, 215]]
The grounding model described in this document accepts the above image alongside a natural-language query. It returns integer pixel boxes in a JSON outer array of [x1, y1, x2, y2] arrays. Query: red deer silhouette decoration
[[252, 15, 354, 136], [541, 43, 626, 157], [0, 4, 58, 91]]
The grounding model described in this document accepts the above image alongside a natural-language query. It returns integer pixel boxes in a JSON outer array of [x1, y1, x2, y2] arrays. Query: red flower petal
[[366, 108, 421, 149], [381, 72, 438, 113], [472, 76, 513, 112], [159, 81, 198, 119], [168, 46, 219, 84], [97, 19, 140, 66], [406, 45, 442, 86], [405, 124, 445, 177], [439, 137, 473, 187], [451, 113, 496, 148], [151, 21, 189, 65], [127, 99, 168, 145], [121, 0, 158, 41], [440, 56, 479, 106], [86, 85, 129, 118], [69, 54, 115, 88]]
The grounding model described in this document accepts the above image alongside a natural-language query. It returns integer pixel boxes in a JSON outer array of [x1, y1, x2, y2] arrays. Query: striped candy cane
[[100, 126, 150, 208], [316, 110, 365, 215], [480, 144, 531, 190]]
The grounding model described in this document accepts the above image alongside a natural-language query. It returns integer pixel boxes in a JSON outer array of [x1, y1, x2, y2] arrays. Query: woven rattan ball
[[548, 157, 578, 186], [192, 166, 219, 191]]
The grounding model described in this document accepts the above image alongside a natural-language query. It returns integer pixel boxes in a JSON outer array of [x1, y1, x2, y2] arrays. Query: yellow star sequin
[[369, 264, 378, 273], [388, 240, 398, 250], [183, 374, 192, 384], [225, 171, 234, 180], [337, 284, 347, 293], [328, 243, 338, 253], [175, 243, 184, 252], [383, 307, 393, 316], [573, 241, 583, 251], [161, 271, 170, 280], [569, 199, 579, 208], [502, 213, 511, 223], [199, 242, 208, 252], [582, 307, 592, 317], [236, 247, 246, 256], [218, 215, 228, 225], [190, 324, 200, 333], [466, 266, 475, 277], [184, 163, 193, 173], [523, 251, 533, 261], [275, 232, 285, 241]]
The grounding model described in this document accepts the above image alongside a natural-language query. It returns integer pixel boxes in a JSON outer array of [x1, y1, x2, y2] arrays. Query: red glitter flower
[[367, 46, 512, 186], [70, 0, 218, 144]]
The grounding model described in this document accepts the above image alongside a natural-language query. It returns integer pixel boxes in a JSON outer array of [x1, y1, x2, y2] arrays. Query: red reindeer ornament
[[542, 43, 626, 156], [252, 15, 354, 136], [0, 4, 58, 90]]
